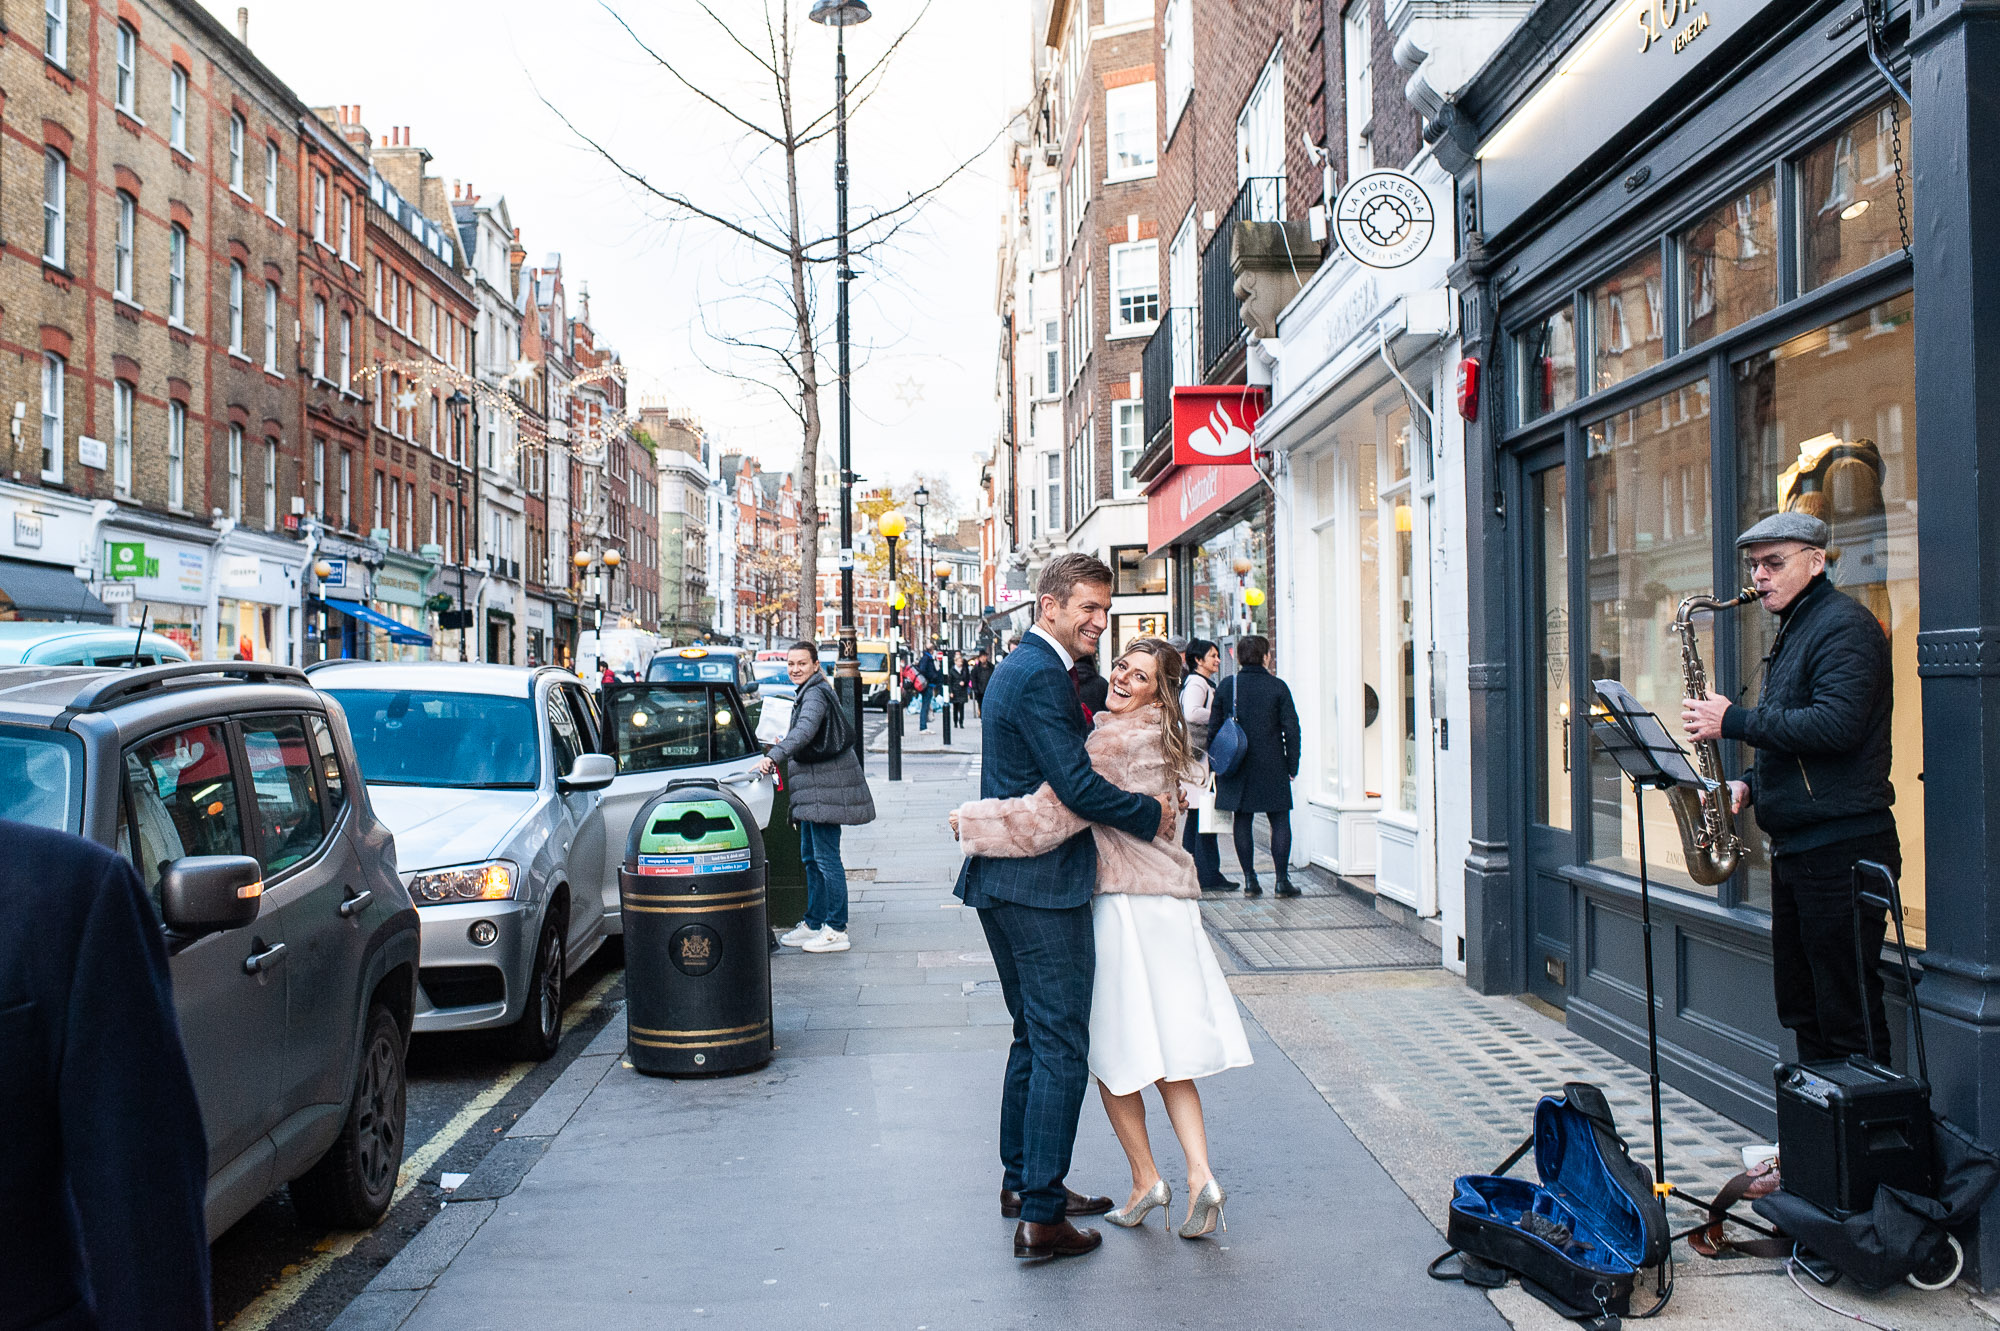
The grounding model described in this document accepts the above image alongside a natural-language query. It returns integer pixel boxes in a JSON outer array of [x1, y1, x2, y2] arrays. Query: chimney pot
[[236, 6, 248, 43]]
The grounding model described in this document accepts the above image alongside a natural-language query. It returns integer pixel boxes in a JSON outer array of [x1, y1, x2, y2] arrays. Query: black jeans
[[1231, 810, 1292, 886], [1181, 810, 1227, 888], [1770, 829, 1901, 1063]]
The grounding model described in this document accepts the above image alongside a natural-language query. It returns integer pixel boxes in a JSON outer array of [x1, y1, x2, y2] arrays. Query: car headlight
[[405, 860, 517, 904]]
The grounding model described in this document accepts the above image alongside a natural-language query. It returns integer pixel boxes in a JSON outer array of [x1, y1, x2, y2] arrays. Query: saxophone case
[[1444, 1083, 1670, 1321]]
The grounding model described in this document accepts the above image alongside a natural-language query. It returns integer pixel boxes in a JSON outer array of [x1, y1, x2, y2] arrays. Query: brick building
[[720, 452, 798, 650], [639, 401, 714, 643], [567, 298, 655, 633]]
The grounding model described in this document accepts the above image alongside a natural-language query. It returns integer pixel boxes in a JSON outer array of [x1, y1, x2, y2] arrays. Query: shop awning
[[0, 557, 113, 623], [329, 599, 433, 646]]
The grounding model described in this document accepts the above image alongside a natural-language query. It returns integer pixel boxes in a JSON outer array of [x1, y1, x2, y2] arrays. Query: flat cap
[[1736, 511, 1830, 549]]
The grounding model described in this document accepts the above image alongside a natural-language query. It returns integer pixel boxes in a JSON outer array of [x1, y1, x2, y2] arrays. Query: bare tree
[[538, 0, 996, 639]]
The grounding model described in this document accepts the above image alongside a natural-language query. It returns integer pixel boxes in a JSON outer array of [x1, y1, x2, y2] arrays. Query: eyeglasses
[[1745, 548, 1815, 576]]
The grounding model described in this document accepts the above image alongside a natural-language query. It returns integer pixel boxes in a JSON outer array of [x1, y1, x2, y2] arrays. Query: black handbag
[[1435, 1082, 1669, 1325], [793, 681, 854, 764]]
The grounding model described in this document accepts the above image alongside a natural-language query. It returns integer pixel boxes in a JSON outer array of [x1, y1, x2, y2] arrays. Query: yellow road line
[[224, 970, 622, 1331]]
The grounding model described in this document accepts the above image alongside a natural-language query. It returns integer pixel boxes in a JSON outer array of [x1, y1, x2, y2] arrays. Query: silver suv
[[0, 662, 419, 1240]]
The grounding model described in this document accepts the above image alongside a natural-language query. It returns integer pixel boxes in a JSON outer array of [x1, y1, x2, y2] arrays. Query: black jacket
[[970, 661, 995, 697], [1722, 576, 1897, 856], [1210, 665, 1301, 813], [0, 821, 210, 1330]]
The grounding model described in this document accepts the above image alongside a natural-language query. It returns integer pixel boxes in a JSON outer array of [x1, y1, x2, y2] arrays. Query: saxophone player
[[1681, 512, 1898, 1064]]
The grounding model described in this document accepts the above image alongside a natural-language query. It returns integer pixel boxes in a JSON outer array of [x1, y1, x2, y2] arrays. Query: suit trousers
[[1770, 830, 1900, 1063], [977, 899, 1095, 1224]]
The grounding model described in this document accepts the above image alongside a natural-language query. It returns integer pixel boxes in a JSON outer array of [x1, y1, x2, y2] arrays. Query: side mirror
[[160, 855, 265, 937], [558, 751, 617, 792]]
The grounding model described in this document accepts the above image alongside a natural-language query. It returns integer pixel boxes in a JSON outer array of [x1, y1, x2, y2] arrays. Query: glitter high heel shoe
[[1104, 1179, 1170, 1228], [1178, 1179, 1227, 1239]]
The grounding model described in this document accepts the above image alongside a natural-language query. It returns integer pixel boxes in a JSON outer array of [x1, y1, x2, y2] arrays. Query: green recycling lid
[[639, 800, 750, 855]]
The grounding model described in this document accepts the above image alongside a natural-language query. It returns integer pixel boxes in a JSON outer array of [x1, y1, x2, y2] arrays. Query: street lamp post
[[878, 508, 906, 781], [573, 547, 623, 672], [913, 484, 930, 646], [447, 389, 474, 661], [810, 0, 872, 765], [935, 563, 952, 745]]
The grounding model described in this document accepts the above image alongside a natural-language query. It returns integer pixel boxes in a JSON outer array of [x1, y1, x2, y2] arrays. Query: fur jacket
[[954, 704, 1202, 899]]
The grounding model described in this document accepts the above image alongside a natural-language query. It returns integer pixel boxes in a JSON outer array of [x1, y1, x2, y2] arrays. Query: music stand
[[1589, 680, 1710, 1205]]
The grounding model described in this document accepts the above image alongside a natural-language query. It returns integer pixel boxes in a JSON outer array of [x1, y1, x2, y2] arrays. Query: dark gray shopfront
[[1451, 0, 2000, 1281]]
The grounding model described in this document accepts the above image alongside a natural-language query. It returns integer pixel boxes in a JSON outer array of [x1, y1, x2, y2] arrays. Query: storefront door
[[1523, 444, 1574, 1007]]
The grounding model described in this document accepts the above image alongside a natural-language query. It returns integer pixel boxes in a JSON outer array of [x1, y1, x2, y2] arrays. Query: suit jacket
[[0, 821, 210, 1331], [954, 633, 1160, 910], [1210, 665, 1301, 813]]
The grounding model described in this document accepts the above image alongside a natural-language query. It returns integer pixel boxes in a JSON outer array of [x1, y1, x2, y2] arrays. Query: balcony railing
[[1142, 307, 1199, 446], [1200, 177, 1284, 377]]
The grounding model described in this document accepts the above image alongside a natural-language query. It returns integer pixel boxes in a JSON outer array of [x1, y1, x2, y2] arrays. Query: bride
[[950, 638, 1252, 1239]]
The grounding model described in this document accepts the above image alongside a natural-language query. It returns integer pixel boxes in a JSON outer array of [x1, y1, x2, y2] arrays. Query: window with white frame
[[1039, 187, 1058, 267], [313, 438, 326, 517], [115, 23, 136, 111], [1238, 43, 1286, 194], [169, 65, 187, 151], [43, 148, 66, 267], [1106, 83, 1157, 180], [339, 450, 352, 527], [1344, 5, 1373, 182], [1114, 401, 1144, 497], [1066, 418, 1094, 528], [1163, 0, 1192, 126], [264, 440, 277, 529], [167, 224, 187, 324], [372, 260, 383, 317], [404, 482, 414, 550], [339, 194, 353, 261], [44, 0, 66, 66], [263, 282, 279, 371], [229, 114, 245, 191], [312, 172, 326, 242], [228, 424, 243, 518], [339, 313, 352, 386], [113, 380, 134, 493], [1110, 241, 1159, 331], [1103, 0, 1151, 21], [312, 297, 327, 379], [1043, 317, 1060, 397], [1043, 452, 1061, 536], [263, 140, 279, 216], [40, 354, 64, 482], [428, 494, 439, 548], [228, 261, 244, 352], [166, 402, 185, 509], [114, 192, 135, 300]]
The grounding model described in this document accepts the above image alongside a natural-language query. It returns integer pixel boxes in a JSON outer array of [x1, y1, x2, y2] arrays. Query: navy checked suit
[[954, 633, 1160, 1224]]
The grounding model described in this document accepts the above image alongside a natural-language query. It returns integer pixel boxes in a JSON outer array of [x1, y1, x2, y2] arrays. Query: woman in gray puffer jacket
[[761, 641, 876, 953]]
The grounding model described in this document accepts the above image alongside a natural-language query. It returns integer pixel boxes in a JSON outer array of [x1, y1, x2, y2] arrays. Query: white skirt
[[1088, 893, 1254, 1097]]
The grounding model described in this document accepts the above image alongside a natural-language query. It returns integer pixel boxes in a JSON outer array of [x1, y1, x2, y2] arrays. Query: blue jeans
[[799, 821, 848, 931], [918, 689, 934, 729]]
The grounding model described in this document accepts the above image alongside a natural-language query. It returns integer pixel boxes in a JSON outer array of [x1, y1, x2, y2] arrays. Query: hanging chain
[[1866, 0, 1913, 261]]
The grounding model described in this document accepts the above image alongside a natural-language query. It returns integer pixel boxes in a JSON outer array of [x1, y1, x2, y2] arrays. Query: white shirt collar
[[1028, 624, 1074, 671]]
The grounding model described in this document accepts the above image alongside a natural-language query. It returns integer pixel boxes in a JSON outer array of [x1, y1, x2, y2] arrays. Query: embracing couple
[[951, 553, 1252, 1261]]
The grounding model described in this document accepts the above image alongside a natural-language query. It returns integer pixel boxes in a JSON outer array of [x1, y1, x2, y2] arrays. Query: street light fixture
[[445, 388, 475, 661], [877, 509, 906, 781], [810, 0, 873, 765], [913, 485, 930, 645]]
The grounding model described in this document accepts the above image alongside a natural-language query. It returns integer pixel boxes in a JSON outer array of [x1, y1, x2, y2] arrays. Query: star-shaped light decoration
[[395, 389, 420, 412], [893, 376, 924, 407], [510, 358, 538, 384]]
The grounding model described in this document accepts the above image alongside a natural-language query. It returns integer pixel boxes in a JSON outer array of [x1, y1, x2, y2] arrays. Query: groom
[[955, 553, 1173, 1260]]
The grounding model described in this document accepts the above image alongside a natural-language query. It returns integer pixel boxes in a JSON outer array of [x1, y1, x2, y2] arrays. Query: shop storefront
[[485, 577, 517, 665], [370, 555, 437, 662], [100, 521, 215, 659], [0, 487, 111, 622], [214, 530, 305, 665], [526, 596, 552, 667], [1452, 0, 1981, 1191], [1145, 458, 1271, 660]]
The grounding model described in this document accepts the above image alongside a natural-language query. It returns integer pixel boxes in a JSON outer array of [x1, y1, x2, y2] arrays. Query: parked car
[[647, 645, 762, 732], [594, 676, 775, 934], [0, 661, 420, 1239], [311, 662, 628, 1060], [0, 621, 192, 666]]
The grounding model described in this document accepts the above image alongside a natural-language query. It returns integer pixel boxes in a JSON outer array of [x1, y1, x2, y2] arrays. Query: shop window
[[1733, 291, 1919, 933], [1535, 468, 1571, 831], [1681, 175, 1777, 347], [1590, 247, 1666, 392], [1798, 101, 1912, 294], [1584, 378, 1714, 894], [1112, 545, 1167, 596], [1518, 305, 1578, 422]]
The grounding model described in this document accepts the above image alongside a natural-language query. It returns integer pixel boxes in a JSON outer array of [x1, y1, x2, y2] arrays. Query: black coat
[[0, 821, 211, 1330], [1723, 575, 1897, 856], [1210, 665, 1301, 813]]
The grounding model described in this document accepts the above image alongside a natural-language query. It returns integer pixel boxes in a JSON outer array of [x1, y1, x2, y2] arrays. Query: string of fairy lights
[[352, 356, 634, 470]]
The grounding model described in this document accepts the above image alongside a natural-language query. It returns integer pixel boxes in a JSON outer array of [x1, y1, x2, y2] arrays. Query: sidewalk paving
[[331, 725, 2000, 1331]]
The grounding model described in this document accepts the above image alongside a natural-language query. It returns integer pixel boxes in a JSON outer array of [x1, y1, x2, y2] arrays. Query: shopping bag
[[1196, 773, 1222, 835]]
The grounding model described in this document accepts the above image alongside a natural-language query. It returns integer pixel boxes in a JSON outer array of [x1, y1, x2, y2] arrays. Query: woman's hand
[[948, 810, 961, 840]]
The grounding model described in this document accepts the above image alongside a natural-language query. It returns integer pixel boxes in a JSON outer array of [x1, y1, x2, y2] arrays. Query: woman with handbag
[[1208, 635, 1301, 897], [763, 640, 876, 954], [1178, 639, 1236, 892]]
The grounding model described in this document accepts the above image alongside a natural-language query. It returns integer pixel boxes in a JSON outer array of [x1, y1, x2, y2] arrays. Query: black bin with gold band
[[619, 782, 773, 1076]]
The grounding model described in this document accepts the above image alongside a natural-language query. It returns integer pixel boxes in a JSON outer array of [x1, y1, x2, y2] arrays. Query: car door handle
[[339, 889, 374, 919], [243, 941, 288, 975]]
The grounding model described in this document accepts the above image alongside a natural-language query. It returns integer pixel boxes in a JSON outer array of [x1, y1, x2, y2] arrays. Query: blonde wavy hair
[[1114, 637, 1198, 784]]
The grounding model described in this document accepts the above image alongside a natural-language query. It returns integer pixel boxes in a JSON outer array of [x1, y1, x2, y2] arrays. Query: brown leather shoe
[[1000, 1186, 1115, 1219], [1013, 1218, 1103, 1259]]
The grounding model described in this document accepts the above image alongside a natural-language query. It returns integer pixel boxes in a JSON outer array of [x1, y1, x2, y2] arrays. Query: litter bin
[[620, 782, 773, 1076]]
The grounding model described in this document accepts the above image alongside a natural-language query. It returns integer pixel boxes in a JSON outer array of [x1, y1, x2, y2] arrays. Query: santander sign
[[1172, 386, 1265, 467]]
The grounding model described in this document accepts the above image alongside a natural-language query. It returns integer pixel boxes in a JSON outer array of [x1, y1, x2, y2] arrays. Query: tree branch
[[598, 3, 786, 149]]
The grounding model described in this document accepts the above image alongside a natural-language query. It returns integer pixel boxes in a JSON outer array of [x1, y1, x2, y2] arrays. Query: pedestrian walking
[[1179, 638, 1236, 892], [970, 650, 995, 718], [1682, 512, 1901, 1062], [953, 638, 1250, 1241], [952, 553, 1174, 1261], [0, 819, 212, 1329], [764, 640, 877, 955], [1209, 635, 1301, 897], [915, 647, 943, 731], [948, 652, 970, 727]]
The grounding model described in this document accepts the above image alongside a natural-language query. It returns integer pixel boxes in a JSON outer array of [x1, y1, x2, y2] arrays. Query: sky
[[199, 0, 1032, 522]]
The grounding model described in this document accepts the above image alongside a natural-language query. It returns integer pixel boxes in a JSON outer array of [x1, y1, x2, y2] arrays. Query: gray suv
[[0, 662, 419, 1240]]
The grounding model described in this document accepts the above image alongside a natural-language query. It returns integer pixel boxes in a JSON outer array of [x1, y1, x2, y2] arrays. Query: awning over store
[[0, 557, 113, 623], [329, 599, 433, 646]]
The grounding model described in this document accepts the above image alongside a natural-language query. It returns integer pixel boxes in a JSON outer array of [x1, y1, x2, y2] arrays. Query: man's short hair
[[1036, 552, 1115, 607], [789, 639, 819, 656], [1235, 634, 1270, 669]]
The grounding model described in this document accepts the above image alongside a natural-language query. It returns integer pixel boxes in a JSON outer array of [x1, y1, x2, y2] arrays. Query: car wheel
[[292, 1005, 407, 1229], [504, 914, 565, 1061]]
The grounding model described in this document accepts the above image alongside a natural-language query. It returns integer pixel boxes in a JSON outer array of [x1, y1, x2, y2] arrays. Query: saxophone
[[1668, 587, 1759, 886]]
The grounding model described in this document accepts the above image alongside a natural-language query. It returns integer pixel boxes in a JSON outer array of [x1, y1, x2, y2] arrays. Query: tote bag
[[1208, 680, 1249, 778]]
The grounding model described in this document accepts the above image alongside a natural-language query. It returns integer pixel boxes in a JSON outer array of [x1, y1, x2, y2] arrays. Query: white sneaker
[[801, 928, 851, 953], [778, 922, 823, 947]]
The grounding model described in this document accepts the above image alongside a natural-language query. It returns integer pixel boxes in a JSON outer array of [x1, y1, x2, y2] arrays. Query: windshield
[[328, 689, 540, 789], [0, 725, 83, 830], [648, 656, 740, 684], [606, 685, 755, 774], [753, 661, 790, 684], [859, 651, 888, 673]]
